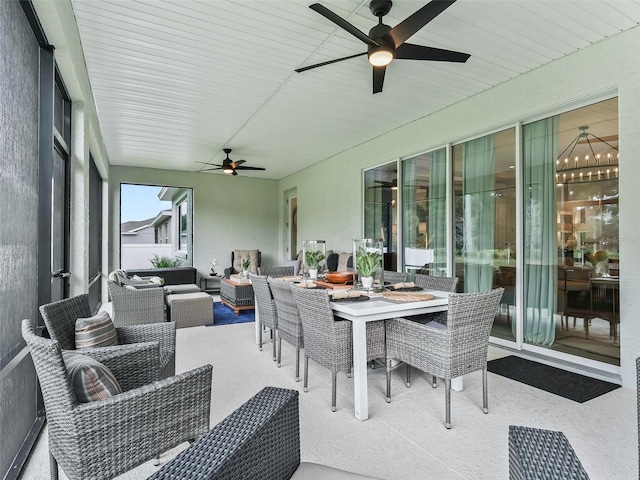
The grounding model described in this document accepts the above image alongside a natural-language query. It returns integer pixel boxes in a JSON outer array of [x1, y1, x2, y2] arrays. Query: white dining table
[[331, 291, 449, 421]]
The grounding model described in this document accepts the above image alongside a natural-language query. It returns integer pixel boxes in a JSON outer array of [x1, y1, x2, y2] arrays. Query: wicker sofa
[[125, 267, 197, 286]]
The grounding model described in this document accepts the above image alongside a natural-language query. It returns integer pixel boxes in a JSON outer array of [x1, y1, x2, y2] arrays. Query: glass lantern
[[353, 238, 384, 292], [302, 240, 326, 280]]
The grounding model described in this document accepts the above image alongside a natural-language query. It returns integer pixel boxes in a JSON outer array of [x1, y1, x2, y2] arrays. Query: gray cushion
[[75, 311, 118, 349], [63, 351, 122, 403], [291, 462, 380, 479]]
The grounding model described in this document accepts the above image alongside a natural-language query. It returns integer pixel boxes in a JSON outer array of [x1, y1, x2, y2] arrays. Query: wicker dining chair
[[385, 288, 504, 428], [414, 273, 459, 293], [258, 266, 295, 278], [22, 319, 212, 480], [291, 287, 385, 412], [268, 278, 304, 381], [383, 270, 409, 284], [249, 273, 278, 361], [39, 293, 176, 381], [107, 280, 166, 326]]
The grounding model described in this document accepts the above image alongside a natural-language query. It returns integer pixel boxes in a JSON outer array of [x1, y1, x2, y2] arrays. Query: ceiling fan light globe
[[368, 49, 393, 66], [223, 167, 234, 174]]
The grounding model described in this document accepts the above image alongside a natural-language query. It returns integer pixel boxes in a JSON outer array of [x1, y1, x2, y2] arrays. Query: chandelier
[[556, 125, 619, 184]]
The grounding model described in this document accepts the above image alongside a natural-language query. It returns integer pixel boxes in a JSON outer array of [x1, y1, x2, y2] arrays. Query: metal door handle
[[52, 269, 71, 279]]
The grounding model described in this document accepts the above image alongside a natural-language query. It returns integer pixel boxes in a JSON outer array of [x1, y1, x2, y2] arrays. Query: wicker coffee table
[[220, 277, 255, 314]]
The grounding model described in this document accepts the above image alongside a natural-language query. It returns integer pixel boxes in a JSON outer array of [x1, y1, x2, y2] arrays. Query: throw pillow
[[63, 351, 122, 402], [75, 311, 118, 349]]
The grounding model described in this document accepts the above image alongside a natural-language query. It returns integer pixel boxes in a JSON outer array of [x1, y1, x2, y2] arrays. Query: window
[[178, 198, 188, 252]]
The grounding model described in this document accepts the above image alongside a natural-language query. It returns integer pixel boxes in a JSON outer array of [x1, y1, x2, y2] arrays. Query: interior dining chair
[[257, 266, 295, 278], [249, 273, 278, 361], [268, 278, 304, 381], [39, 293, 176, 380], [22, 319, 212, 480], [385, 288, 504, 429], [291, 287, 385, 412]]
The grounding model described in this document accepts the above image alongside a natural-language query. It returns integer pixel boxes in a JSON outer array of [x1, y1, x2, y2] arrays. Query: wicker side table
[[220, 278, 255, 315]]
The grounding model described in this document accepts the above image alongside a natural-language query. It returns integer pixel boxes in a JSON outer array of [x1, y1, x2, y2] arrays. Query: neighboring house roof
[[121, 217, 153, 234], [150, 210, 172, 228]]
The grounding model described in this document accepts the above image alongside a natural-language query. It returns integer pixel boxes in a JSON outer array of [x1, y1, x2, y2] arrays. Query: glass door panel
[[453, 128, 516, 342], [364, 162, 398, 271]]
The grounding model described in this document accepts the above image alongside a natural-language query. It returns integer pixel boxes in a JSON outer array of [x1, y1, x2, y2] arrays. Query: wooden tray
[[382, 291, 435, 302]]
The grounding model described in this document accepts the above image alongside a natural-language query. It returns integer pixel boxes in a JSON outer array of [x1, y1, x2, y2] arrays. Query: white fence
[[121, 244, 174, 269]]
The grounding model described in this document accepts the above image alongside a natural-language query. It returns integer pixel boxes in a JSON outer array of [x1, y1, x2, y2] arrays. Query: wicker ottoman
[[166, 292, 213, 328], [220, 278, 255, 314]]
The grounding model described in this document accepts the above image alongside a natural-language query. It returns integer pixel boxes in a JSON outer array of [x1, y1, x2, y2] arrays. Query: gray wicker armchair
[[268, 279, 304, 381], [385, 288, 504, 428], [291, 287, 385, 412], [248, 273, 278, 360], [22, 319, 212, 480], [383, 270, 408, 284], [150, 387, 379, 480], [258, 266, 295, 278], [39, 293, 176, 380], [108, 280, 166, 327]]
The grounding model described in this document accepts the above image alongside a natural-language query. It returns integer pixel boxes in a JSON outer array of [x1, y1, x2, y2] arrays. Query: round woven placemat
[[382, 291, 435, 302]]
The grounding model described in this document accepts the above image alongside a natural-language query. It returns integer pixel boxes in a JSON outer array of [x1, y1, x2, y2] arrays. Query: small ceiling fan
[[296, 0, 470, 94], [200, 149, 266, 176]]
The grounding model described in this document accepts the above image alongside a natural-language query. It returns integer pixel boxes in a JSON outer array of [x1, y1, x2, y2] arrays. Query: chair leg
[[49, 452, 59, 480], [331, 371, 337, 412], [272, 330, 277, 361], [258, 323, 263, 351], [277, 337, 282, 367], [432, 375, 437, 388], [346, 367, 351, 378], [406, 363, 412, 388], [295, 348, 300, 382], [386, 360, 392, 403], [444, 378, 452, 429], [303, 355, 309, 392], [153, 454, 160, 466], [482, 368, 489, 414]]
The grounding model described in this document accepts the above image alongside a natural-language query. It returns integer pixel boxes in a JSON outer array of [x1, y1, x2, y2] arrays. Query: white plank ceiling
[[70, 0, 640, 179]]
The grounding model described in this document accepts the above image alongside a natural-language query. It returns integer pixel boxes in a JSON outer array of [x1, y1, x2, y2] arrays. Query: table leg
[[352, 320, 368, 420]]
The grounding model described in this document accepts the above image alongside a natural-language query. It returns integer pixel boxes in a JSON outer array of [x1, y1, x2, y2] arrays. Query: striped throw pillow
[[63, 351, 122, 402], [75, 311, 118, 349]]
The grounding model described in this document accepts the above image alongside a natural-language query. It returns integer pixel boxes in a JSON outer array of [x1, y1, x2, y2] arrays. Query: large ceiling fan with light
[[295, 0, 470, 94], [199, 149, 266, 176]]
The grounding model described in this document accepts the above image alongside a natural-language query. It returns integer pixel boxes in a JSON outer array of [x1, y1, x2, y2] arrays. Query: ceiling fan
[[200, 149, 266, 176], [296, 0, 470, 94]]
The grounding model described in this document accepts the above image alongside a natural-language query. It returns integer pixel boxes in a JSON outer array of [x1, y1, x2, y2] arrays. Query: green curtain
[[429, 148, 447, 274], [462, 136, 495, 292], [521, 117, 558, 346]]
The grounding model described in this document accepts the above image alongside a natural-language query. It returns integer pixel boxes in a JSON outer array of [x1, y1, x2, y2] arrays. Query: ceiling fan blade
[[295, 52, 367, 73], [395, 43, 470, 62], [309, 3, 379, 47], [201, 167, 223, 171], [234, 166, 266, 171], [387, 0, 457, 48], [231, 170, 238, 176], [373, 65, 386, 94], [230, 160, 246, 169]]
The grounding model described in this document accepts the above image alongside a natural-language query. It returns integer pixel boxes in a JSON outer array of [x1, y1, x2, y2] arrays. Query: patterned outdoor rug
[[210, 301, 255, 326], [487, 355, 620, 403]]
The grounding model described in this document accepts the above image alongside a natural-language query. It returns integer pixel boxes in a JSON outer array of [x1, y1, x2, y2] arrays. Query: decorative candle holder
[[353, 238, 384, 292], [302, 240, 326, 280]]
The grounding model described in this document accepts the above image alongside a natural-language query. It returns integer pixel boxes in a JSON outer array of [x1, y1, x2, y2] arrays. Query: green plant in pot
[[305, 250, 325, 279], [150, 254, 183, 268], [241, 258, 251, 277], [356, 247, 382, 289]]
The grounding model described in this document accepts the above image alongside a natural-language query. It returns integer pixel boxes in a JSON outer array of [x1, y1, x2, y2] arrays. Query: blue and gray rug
[[210, 301, 255, 326]]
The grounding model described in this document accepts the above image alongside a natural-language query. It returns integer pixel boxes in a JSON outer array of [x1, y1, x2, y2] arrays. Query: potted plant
[[210, 258, 218, 276], [355, 246, 382, 289], [241, 257, 251, 277], [150, 254, 183, 268], [305, 250, 325, 280]]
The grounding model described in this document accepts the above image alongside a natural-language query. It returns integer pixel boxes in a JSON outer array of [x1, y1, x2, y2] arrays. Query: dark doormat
[[209, 302, 255, 326], [487, 355, 620, 403]]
